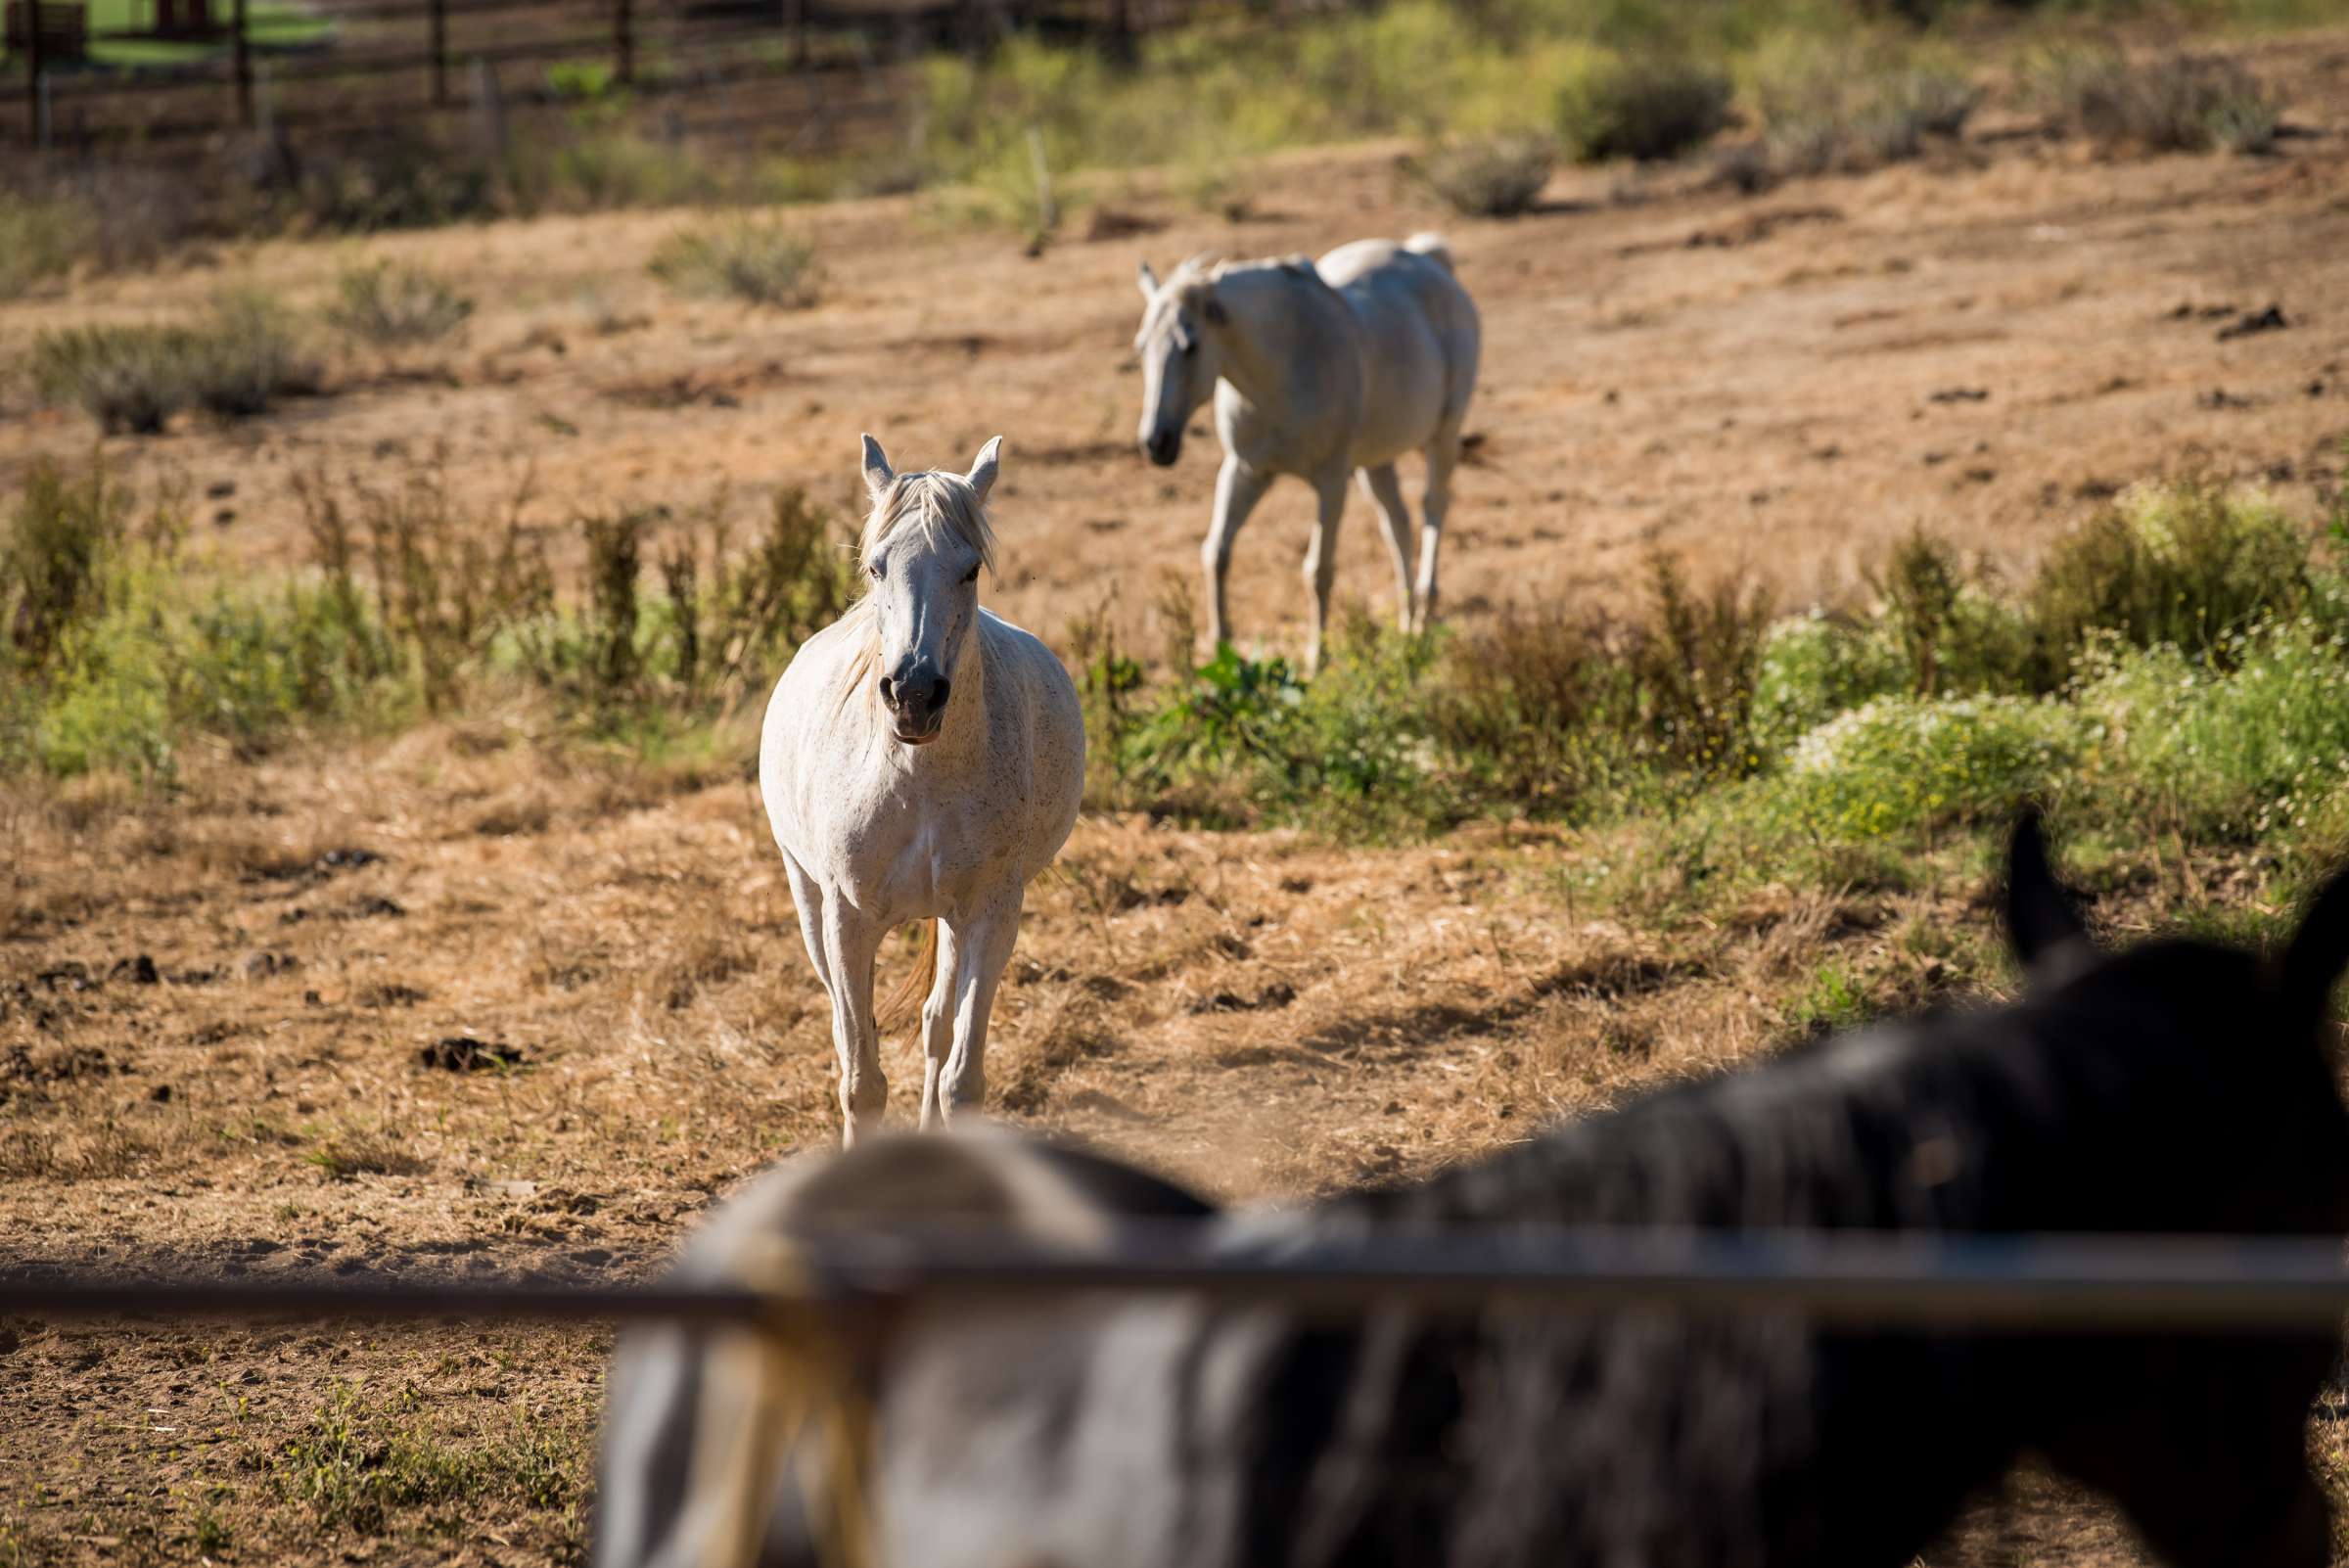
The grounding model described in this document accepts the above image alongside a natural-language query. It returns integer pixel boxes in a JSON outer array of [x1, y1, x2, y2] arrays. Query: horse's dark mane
[[1211, 922, 2349, 1568], [1331, 936, 2325, 1241]]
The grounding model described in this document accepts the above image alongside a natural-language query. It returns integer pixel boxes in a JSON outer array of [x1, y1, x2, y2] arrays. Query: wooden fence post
[[231, 0, 253, 127], [613, 0, 632, 87], [25, 0, 48, 148], [428, 0, 446, 105]]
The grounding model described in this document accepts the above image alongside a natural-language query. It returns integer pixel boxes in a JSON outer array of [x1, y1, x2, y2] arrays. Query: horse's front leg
[[1302, 464, 1352, 674], [917, 918, 972, 1130], [936, 890, 1025, 1125], [1203, 455, 1270, 653], [815, 898, 888, 1145]]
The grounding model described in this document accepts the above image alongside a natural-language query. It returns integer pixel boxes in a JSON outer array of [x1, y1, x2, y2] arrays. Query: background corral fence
[[0, 0, 1360, 156]]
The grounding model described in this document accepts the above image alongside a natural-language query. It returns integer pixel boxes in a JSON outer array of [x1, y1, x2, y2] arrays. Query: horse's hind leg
[[1302, 465, 1351, 674], [937, 890, 1025, 1124], [1413, 422, 1462, 635], [1357, 463, 1415, 632]]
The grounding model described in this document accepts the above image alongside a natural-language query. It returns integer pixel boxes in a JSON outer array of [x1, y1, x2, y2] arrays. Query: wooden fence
[[0, 0, 1296, 154]]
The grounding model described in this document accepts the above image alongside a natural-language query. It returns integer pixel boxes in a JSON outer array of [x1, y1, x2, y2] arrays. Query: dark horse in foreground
[[598, 819, 2349, 1568]]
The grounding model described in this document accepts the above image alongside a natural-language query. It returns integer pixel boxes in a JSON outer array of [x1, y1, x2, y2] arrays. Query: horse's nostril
[[879, 675, 896, 705], [931, 677, 951, 713]]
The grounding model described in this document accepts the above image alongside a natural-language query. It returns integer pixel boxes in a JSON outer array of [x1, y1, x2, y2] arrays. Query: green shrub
[[1104, 618, 1451, 839], [30, 296, 316, 433], [8, 506, 396, 782], [1869, 528, 2035, 696], [2036, 49, 2280, 154], [31, 325, 199, 435], [545, 58, 620, 102], [1415, 132, 1559, 216], [182, 291, 319, 418], [2076, 619, 2349, 842], [1426, 558, 1769, 817], [1750, 40, 1979, 177], [0, 450, 856, 782], [1854, 65, 1980, 161], [327, 260, 476, 348], [1625, 556, 1773, 781], [1778, 693, 2085, 842], [1750, 609, 1907, 758], [1432, 600, 1635, 813], [545, 127, 720, 210], [1267, 617, 1452, 838], [1562, 55, 1733, 162], [649, 220, 820, 308], [2026, 477, 2315, 677], [1, 457, 130, 672], [1067, 601, 1147, 810]]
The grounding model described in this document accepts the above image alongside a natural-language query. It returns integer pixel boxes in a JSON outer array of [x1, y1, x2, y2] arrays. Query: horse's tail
[[877, 918, 940, 1033], [1404, 231, 1455, 274]]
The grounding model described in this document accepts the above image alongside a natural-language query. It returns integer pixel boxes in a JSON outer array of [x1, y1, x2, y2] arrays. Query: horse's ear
[[1136, 260, 1160, 300], [2003, 808, 2096, 985], [966, 437, 1003, 505], [860, 434, 894, 505], [2279, 866, 2349, 1038]]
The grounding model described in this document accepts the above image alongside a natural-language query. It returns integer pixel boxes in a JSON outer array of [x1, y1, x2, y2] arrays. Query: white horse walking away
[[1133, 233, 1481, 670], [759, 436, 1083, 1144]]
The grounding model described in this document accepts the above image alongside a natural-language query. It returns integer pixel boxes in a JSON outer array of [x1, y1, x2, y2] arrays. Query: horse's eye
[[868, 562, 884, 581], [962, 564, 981, 584]]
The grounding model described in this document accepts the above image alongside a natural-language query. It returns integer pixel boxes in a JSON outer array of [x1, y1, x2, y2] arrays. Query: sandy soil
[[6, 24, 2349, 1566]]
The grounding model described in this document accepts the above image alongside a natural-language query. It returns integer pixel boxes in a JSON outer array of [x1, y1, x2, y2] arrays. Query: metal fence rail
[[8, 1227, 2349, 1331]]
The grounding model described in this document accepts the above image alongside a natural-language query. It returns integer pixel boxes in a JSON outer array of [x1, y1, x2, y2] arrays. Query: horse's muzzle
[[880, 668, 950, 744], [1143, 432, 1181, 468]]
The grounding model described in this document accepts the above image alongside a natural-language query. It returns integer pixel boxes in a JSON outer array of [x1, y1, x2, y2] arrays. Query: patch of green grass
[[1783, 958, 1875, 1038], [2075, 618, 2349, 843], [275, 1382, 587, 1542], [1, 452, 857, 784], [1776, 693, 2086, 842]]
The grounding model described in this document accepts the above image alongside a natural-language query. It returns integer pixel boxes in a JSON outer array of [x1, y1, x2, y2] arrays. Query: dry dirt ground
[[6, 23, 2349, 1567]]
